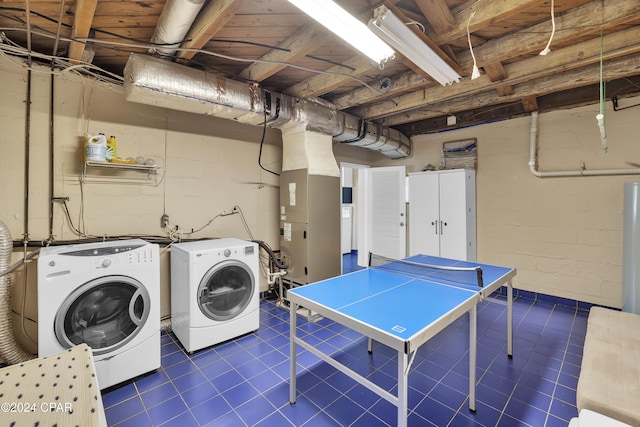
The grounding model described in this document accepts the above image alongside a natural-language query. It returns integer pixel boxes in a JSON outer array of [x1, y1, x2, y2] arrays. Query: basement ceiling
[[0, 0, 639, 135]]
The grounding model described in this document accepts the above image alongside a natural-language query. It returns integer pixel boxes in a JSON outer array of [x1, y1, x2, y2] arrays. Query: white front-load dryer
[[37, 239, 160, 390], [171, 238, 259, 353]]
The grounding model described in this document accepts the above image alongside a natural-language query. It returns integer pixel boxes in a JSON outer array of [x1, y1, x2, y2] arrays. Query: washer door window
[[198, 260, 255, 321], [55, 275, 150, 356]]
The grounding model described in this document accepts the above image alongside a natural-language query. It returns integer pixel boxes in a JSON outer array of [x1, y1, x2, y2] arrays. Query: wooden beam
[[483, 62, 514, 96], [284, 56, 374, 98], [461, 0, 640, 68], [381, 53, 640, 126], [363, 25, 640, 121], [521, 95, 538, 112], [331, 0, 639, 112], [433, 0, 549, 45], [175, 0, 247, 61], [68, 0, 98, 62], [335, 2, 640, 117], [235, 0, 401, 83], [414, 0, 456, 35], [237, 24, 331, 82]]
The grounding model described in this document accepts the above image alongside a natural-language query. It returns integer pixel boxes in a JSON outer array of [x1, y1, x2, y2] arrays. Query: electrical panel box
[[280, 168, 341, 286]]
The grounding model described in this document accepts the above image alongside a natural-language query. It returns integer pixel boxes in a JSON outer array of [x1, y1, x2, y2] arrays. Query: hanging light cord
[[597, 30, 607, 152], [467, 10, 480, 79], [540, 0, 556, 55]]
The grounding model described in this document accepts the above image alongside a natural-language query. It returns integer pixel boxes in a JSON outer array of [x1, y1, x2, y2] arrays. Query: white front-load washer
[[38, 239, 160, 390], [171, 238, 259, 353]]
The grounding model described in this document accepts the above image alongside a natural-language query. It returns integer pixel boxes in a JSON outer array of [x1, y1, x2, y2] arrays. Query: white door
[[358, 166, 406, 266], [408, 172, 440, 256], [438, 170, 466, 259]]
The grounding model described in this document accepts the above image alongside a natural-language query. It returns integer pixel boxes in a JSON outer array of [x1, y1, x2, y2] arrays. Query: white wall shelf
[[82, 160, 162, 184]]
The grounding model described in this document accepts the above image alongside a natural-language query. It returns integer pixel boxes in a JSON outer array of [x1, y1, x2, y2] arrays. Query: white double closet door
[[408, 169, 476, 261]]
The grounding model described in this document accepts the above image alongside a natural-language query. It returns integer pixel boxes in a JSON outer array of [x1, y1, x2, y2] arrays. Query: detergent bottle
[[106, 135, 117, 162], [85, 133, 107, 162]]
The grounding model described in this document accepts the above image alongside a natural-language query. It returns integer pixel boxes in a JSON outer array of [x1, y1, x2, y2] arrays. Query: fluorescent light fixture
[[368, 6, 461, 86], [286, 0, 394, 66]]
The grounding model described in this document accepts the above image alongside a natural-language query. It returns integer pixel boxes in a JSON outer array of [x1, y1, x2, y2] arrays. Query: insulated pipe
[[528, 111, 640, 178], [0, 221, 34, 364], [149, 0, 205, 57], [124, 54, 412, 159]]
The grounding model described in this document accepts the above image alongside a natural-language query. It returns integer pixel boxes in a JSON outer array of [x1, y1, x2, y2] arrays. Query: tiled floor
[[102, 254, 588, 426]]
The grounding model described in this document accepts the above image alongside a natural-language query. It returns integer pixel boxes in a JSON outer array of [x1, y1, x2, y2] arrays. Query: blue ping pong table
[[288, 254, 516, 427]]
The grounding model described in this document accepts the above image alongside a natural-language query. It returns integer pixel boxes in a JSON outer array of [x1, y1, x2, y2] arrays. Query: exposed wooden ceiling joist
[[68, 0, 97, 62], [0, 0, 637, 137]]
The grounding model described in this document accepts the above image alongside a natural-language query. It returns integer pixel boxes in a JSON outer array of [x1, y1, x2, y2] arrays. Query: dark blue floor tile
[[235, 395, 277, 426], [191, 395, 232, 425], [113, 411, 153, 427], [280, 395, 322, 426], [180, 380, 217, 407], [147, 395, 187, 425], [223, 381, 260, 407], [254, 410, 295, 426], [140, 382, 178, 408], [505, 397, 548, 426], [135, 369, 170, 393], [172, 370, 208, 394], [159, 410, 198, 427], [102, 383, 137, 409], [325, 396, 364, 425], [105, 396, 145, 426], [414, 396, 456, 426]]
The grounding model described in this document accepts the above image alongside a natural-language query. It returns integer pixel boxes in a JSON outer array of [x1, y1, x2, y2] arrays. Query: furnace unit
[[280, 168, 341, 288]]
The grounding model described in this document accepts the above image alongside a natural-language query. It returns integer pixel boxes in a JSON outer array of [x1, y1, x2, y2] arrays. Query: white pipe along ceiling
[[528, 112, 640, 178], [149, 0, 205, 57]]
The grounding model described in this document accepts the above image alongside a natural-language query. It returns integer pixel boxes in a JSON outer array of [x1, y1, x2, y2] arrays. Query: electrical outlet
[[161, 214, 170, 228]]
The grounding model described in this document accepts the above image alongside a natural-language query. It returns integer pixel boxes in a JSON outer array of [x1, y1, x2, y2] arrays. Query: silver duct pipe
[[0, 221, 34, 364], [123, 54, 411, 159]]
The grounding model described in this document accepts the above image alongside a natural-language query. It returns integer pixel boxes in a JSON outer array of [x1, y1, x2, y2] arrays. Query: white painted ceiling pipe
[[149, 0, 205, 57], [528, 111, 640, 178]]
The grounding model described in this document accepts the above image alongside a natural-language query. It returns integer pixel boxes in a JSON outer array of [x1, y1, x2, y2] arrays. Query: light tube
[[286, 0, 394, 66], [368, 6, 461, 86]]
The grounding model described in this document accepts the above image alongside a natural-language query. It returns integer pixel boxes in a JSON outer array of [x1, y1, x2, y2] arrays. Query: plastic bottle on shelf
[[85, 133, 107, 162], [106, 135, 117, 162]]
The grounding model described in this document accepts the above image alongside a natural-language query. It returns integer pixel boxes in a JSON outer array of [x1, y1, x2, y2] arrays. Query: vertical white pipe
[[623, 182, 640, 313]]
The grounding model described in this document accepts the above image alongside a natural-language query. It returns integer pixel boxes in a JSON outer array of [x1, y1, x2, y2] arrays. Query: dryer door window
[[55, 275, 151, 356], [198, 260, 255, 321]]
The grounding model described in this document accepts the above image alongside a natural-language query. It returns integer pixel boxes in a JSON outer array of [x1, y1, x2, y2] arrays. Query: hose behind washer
[[0, 220, 34, 364]]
